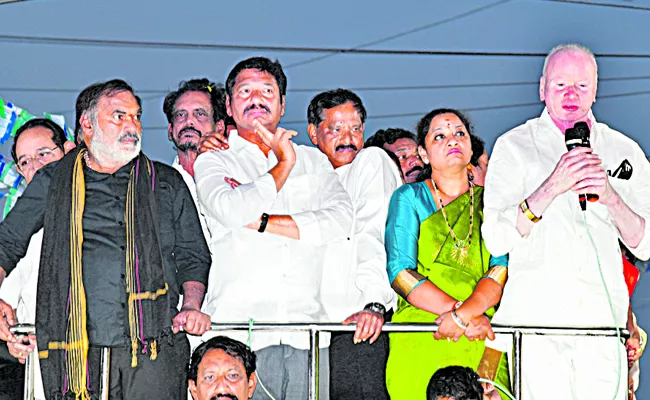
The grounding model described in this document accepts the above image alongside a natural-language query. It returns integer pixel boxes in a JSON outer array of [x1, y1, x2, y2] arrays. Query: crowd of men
[[0, 41, 648, 400]]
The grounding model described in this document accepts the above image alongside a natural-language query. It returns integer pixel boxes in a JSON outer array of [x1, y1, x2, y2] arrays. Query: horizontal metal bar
[[9, 322, 628, 338], [205, 322, 628, 338]]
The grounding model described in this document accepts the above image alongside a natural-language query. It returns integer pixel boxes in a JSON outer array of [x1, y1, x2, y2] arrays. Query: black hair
[[187, 336, 257, 382], [74, 79, 141, 144], [162, 78, 227, 125], [470, 134, 486, 167], [382, 147, 405, 182], [225, 57, 287, 103], [414, 108, 475, 182], [307, 89, 367, 127], [364, 127, 415, 149], [426, 366, 484, 400], [12, 118, 68, 164]]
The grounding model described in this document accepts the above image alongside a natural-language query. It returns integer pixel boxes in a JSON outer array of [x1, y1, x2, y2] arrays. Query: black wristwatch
[[258, 213, 270, 233], [364, 302, 386, 316]]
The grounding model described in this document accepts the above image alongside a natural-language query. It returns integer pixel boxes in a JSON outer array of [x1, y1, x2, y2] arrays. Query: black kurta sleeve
[[170, 170, 211, 287]]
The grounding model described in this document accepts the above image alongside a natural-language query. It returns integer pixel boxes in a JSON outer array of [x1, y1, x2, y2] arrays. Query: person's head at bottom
[[188, 336, 258, 400], [427, 366, 484, 400]]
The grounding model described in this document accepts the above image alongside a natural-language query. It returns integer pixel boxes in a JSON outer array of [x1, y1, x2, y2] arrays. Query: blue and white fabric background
[[0, 97, 73, 220]]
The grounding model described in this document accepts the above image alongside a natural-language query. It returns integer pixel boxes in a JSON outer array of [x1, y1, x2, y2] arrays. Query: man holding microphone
[[482, 43, 650, 399]]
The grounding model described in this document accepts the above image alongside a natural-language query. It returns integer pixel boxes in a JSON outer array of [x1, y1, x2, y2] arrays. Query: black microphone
[[565, 121, 599, 211]]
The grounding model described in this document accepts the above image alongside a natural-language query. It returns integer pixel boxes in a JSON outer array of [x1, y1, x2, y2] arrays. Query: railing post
[[308, 326, 319, 400], [99, 347, 111, 400], [513, 331, 522, 400], [23, 349, 34, 400]]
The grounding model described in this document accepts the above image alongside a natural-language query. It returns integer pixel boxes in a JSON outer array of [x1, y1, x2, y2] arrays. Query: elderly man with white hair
[[482, 43, 650, 399]]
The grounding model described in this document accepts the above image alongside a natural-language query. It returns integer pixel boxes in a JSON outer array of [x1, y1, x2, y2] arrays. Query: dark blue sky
[[2, 0, 650, 395]]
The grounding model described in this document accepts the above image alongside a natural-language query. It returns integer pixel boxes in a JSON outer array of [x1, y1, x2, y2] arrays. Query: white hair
[[542, 43, 598, 77]]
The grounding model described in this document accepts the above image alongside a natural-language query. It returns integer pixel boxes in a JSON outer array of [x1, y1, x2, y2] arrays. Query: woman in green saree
[[385, 108, 509, 399]]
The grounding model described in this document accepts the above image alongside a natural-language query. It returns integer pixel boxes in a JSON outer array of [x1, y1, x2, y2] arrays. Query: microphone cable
[[247, 318, 278, 400], [582, 212, 623, 400]]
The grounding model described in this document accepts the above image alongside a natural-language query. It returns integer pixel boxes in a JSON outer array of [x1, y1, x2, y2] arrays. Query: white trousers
[[520, 336, 627, 400]]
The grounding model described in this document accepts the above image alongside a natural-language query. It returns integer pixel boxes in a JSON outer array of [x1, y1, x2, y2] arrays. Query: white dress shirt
[[194, 130, 353, 350], [171, 156, 211, 241], [483, 108, 650, 329], [320, 148, 400, 322], [0, 229, 45, 399]]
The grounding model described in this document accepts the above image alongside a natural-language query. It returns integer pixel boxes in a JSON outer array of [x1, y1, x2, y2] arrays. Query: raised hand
[[546, 147, 603, 198], [253, 120, 297, 165]]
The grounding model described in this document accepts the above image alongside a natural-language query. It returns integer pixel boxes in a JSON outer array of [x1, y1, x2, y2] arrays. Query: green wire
[[582, 212, 622, 400]]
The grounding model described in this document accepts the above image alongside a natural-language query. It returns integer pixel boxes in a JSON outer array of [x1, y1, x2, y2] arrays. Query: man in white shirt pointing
[[194, 57, 353, 400], [482, 43, 650, 399]]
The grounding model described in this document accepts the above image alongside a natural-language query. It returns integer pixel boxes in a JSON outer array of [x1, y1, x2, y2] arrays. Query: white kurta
[[0, 229, 45, 399], [482, 108, 650, 399], [320, 147, 400, 322], [194, 130, 352, 351]]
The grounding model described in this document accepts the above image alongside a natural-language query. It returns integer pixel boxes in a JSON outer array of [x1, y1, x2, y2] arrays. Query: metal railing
[[11, 323, 628, 400]]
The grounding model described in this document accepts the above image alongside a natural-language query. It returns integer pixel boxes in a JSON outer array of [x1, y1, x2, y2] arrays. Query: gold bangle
[[520, 199, 542, 223], [483, 265, 508, 287]]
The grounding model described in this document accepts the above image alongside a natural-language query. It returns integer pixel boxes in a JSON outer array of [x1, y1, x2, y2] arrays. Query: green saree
[[385, 185, 510, 399]]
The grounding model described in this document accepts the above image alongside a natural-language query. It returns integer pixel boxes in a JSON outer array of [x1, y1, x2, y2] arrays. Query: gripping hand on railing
[[342, 309, 385, 345], [8, 333, 36, 364], [0, 299, 17, 342], [465, 315, 496, 342]]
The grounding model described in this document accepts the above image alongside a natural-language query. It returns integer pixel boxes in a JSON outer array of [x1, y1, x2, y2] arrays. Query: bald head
[[539, 44, 598, 124], [542, 43, 598, 78]]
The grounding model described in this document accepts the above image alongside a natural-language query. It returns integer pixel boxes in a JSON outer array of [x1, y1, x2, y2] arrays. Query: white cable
[[477, 378, 516, 400], [583, 212, 622, 400]]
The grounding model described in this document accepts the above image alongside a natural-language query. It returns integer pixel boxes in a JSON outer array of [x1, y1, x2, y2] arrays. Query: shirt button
[[118, 221, 124, 226], [122, 303, 126, 309], [115, 196, 120, 201], [121, 274, 126, 279], [120, 246, 126, 251]]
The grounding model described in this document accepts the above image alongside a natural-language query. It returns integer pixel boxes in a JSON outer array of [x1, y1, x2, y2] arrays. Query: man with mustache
[[163, 79, 227, 240], [306, 89, 400, 400], [194, 57, 352, 400], [188, 336, 257, 400], [483, 43, 650, 399], [364, 128, 424, 183], [0, 79, 212, 399]]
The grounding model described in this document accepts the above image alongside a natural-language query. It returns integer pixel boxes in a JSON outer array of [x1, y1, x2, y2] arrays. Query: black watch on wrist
[[258, 213, 270, 233], [364, 302, 386, 316]]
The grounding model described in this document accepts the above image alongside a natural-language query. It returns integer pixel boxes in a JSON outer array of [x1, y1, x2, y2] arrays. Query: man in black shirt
[[0, 79, 211, 399]]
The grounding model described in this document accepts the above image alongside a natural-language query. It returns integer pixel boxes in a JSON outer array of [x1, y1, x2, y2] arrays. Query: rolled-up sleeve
[[482, 136, 527, 257], [194, 151, 278, 230], [0, 165, 50, 276], [292, 156, 353, 245], [619, 143, 650, 261], [172, 173, 211, 286]]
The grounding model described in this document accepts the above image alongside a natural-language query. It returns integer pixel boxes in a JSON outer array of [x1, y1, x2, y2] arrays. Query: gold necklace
[[431, 179, 474, 264]]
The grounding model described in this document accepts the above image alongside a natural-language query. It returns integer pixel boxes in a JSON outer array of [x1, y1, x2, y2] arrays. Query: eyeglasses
[[17, 146, 61, 170], [172, 109, 213, 124]]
